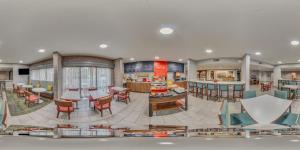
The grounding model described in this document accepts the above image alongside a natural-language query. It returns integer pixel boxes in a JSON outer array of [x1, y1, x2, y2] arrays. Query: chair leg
[[57, 111, 60, 118], [101, 110, 103, 117], [68, 112, 70, 120], [109, 108, 112, 114]]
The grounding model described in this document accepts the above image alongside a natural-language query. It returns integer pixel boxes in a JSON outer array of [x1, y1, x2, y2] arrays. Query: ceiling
[[1, 0, 300, 64]]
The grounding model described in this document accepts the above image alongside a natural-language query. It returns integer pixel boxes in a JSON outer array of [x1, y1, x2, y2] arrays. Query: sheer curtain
[[63, 67, 80, 93], [97, 68, 112, 92], [30, 68, 54, 81], [81, 67, 96, 97]]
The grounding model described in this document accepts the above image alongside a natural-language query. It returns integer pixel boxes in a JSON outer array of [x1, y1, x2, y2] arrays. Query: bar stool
[[207, 84, 218, 100], [196, 82, 206, 98], [219, 84, 229, 100], [188, 82, 195, 96], [233, 84, 244, 100]]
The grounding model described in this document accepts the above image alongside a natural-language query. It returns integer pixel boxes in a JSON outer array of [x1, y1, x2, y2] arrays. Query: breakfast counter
[[126, 81, 187, 93], [126, 82, 151, 93]]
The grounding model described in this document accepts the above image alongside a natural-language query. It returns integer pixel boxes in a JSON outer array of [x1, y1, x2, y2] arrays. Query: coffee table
[[32, 88, 46, 103]]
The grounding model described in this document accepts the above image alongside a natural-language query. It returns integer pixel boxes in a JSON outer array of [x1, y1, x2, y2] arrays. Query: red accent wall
[[154, 61, 168, 77]]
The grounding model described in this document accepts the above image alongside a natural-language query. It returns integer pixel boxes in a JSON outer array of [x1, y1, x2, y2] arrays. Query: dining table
[[32, 87, 46, 103], [22, 84, 33, 91], [61, 91, 81, 109]]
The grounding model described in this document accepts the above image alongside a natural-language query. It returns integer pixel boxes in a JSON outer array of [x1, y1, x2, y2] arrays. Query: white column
[[114, 58, 124, 87], [273, 66, 282, 87], [53, 52, 63, 100], [187, 59, 197, 81], [241, 54, 250, 91]]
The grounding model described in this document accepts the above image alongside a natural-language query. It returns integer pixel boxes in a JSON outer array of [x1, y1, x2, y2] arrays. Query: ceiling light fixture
[[99, 44, 108, 49], [178, 59, 183, 62], [160, 27, 174, 35], [255, 52, 261, 56], [130, 58, 135, 61], [155, 56, 160, 60], [298, 59, 300, 62], [158, 142, 174, 145], [277, 61, 282, 64], [291, 40, 299, 46], [19, 60, 23, 63], [38, 49, 45, 53], [205, 49, 213, 53], [0, 59, 2, 63]]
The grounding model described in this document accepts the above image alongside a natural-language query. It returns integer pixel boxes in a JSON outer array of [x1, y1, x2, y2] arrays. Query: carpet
[[6, 91, 52, 116]]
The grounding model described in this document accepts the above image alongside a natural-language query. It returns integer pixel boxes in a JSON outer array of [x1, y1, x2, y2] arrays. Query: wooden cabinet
[[126, 82, 151, 93]]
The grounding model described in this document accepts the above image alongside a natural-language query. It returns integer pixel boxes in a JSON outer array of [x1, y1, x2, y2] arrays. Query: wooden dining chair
[[17, 86, 25, 97], [94, 96, 113, 117], [55, 100, 75, 120], [24, 91, 39, 106], [117, 89, 131, 104]]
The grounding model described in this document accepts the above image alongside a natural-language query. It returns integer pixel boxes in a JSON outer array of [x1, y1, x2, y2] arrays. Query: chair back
[[234, 84, 243, 91], [69, 88, 79, 91], [244, 90, 256, 99], [97, 96, 113, 105], [274, 90, 288, 99], [219, 84, 228, 91], [24, 90, 31, 97], [55, 100, 73, 107], [288, 81, 297, 85], [207, 84, 216, 90], [188, 82, 194, 87], [88, 88, 97, 91]]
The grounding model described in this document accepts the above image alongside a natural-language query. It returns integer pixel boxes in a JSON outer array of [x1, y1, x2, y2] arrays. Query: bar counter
[[189, 80, 245, 85]]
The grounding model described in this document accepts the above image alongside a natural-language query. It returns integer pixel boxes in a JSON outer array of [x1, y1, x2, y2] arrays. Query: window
[[30, 68, 54, 81]]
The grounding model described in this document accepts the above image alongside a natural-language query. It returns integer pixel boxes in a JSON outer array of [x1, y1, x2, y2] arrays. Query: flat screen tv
[[18, 68, 30, 75]]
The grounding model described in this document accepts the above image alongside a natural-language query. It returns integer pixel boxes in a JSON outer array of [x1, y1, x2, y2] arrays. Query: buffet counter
[[126, 81, 187, 93], [126, 82, 151, 93]]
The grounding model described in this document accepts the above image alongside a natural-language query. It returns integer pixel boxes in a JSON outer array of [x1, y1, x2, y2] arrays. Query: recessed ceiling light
[[298, 59, 300, 62], [178, 59, 183, 62], [255, 52, 261, 55], [289, 139, 300, 142], [158, 142, 174, 145], [205, 49, 213, 53], [291, 40, 299, 46], [99, 44, 108, 49], [160, 27, 174, 35], [0, 59, 2, 63], [19, 60, 23, 63], [155, 56, 160, 60], [277, 61, 282, 64], [38, 49, 45, 53], [130, 58, 135, 61]]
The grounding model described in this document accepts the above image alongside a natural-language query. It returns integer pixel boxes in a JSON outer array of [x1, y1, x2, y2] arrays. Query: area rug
[[6, 91, 52, 116]]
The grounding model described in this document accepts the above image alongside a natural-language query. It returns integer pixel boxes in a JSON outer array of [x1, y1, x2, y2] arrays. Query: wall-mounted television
[[18, 68, 30, 75]]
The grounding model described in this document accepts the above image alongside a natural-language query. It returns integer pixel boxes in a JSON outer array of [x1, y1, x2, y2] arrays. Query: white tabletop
[[61, 91, 81, 100], [89, 90, 109, 99], [32, 88, 46, 93], [111, 87, 127, 92], [189, 80, 245, 85], [241, 94, 292, 124], [243, 124, 290, 130], [22, 85, 33, 88], [282, 85, 300, 90], [17, 83, 25, 86]]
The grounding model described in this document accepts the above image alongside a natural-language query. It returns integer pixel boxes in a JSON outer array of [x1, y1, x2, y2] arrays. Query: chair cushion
[[58, 106, 74, 112], [47, 85, 53, 91], [231, 113, 255, 126], [95, 103, 110, 109]]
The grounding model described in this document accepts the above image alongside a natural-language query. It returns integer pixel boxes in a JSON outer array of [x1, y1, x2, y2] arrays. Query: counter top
[[189, 80, 245, 85]]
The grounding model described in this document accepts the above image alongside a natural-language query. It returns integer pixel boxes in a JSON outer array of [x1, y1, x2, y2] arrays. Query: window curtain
[[30, 68, 54, 81], [63, 67, 80, 93], [97, 68, 112, 92], [80, 67, 96, 97]]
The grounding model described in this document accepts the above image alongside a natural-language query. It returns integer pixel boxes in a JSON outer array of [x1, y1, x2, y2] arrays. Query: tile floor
[[6, 85, 300, 129]]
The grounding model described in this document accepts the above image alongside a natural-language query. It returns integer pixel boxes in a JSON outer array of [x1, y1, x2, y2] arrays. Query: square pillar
[[241, 54, 250, 91], [273, 66, 282, 87], [187, 59, 197, 81], [53, 52, 63, 100], [114, 58, 124, 87]]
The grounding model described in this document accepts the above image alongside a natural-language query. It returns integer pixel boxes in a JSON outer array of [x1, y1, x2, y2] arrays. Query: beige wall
[[0, 71, 9, 80]]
